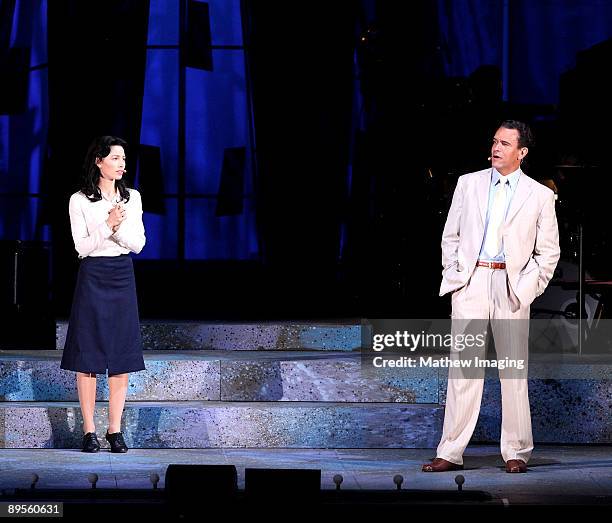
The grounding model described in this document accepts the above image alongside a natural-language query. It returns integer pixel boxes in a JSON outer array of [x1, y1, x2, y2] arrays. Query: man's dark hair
[[499, 120, 534, 149]]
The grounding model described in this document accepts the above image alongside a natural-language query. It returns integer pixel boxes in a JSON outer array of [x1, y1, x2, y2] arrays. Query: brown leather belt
[[476, 260, 506, 269]]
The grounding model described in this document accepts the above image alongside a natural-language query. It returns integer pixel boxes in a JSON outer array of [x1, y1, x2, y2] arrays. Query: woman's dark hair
[[81, 136, 131, 203]]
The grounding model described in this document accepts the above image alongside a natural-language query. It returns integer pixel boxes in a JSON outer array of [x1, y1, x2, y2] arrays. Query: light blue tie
[[483, 180, 508, 257]]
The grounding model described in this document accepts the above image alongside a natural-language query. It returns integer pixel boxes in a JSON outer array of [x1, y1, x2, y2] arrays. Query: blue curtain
[[139, 0, 257, 260], [1, 0, 257, 261], [438, 0, 612, 104], [0, 0, 49, 241]]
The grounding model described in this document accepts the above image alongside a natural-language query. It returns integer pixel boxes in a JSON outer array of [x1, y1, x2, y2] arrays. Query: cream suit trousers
[[436, 266, 533, 465]]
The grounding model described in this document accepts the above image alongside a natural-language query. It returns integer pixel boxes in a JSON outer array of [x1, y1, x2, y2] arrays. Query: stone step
[[55, 321, 362, 351], [0, 350, 438, 403], [0, 401, 442, 449], [464, 377, 612, 445], [2, 352, 610, 445]]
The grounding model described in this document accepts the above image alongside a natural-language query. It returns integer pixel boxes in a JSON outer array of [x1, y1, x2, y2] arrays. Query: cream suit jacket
[[440, 168, 560, 307]]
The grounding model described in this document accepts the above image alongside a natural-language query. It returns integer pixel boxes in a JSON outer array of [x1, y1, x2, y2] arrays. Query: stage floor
[[1, 445, 610, 506]]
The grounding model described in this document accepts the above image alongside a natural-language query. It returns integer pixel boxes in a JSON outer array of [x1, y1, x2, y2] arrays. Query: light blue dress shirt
[[478, 167, 521, 262]]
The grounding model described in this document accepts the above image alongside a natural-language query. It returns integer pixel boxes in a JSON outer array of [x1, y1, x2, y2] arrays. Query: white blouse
[[68, 188, 146, 258]]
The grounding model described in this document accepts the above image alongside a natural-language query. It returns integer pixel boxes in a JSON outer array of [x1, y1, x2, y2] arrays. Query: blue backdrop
[[3, 0, 612, 258], [0, 0, 257, 260], [437, 0, 612, 104]]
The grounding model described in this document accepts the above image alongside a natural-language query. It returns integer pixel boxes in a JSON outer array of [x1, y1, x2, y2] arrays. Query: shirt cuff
[[102, 221, 114, 238], [112, 225, 128, 244]]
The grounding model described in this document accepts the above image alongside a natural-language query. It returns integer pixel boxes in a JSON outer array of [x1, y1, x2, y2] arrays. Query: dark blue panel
[[140, 49, 179, 193], [147, 0, 179, 46], [32, 0, 48, 66], [185, 197, 258, 259], [139, 199, 179, 259], [147, 0, 243, 47], [0, 116, 8, 177], [0, 67, 48, 193], [208, 0, 243, 46], [10, 0, 48, 66], [437, 0, 612, 104], [27, 67, 48, 194], [1, 0, 48, 193], [185, 50, 248, 194], [437, 0, 503, 78], [0, 196, 43, 241], [508, 0, 612, 105]]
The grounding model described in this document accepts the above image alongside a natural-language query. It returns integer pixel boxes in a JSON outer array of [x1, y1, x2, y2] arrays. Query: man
[[422, 120, 560, 473]]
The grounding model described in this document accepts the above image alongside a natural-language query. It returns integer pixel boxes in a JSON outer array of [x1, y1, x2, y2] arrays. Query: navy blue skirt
[[61, 254, 145, 375]]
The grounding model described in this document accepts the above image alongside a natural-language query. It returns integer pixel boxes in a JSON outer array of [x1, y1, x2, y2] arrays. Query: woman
[[61, 136, 146, 453]]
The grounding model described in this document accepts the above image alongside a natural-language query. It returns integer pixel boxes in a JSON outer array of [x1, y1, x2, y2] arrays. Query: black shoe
[[105, 431, 128, 453], [82, 432, 100, 453]]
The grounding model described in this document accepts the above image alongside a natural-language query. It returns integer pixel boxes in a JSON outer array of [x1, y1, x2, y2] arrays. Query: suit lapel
[[477, 170, 491, 226], [505, 172, 533, 224]]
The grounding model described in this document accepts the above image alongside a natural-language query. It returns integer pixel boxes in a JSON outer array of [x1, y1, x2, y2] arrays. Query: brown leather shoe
[[422, 458, 464, 472], [505, 459, 527, 473]]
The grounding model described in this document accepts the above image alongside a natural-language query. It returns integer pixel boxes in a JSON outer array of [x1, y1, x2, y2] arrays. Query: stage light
[[149, 473, 160, 489], [87, 473, 98, 489], [30, 474, 39, 490], [455, 474, 465, 491], [333, 474, 343, 490], [393, 474, 404, 490]]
